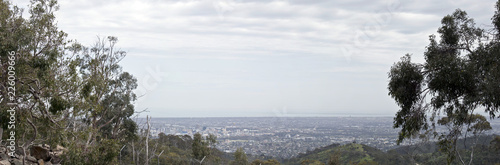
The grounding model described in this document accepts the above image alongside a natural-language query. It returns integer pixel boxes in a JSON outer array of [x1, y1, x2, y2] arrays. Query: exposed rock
[[48, 145, 65, 164], [11, 158, 38, 165], [0, 153, 8, 160], [30, 145, 50, 161], [50, 145, 64, 164], [54, 145, 63, 151], [10, 159, 22, 165], [49, 157, 61, 164], [25, 155, 37, 163], [0, 159, 10, 165], [0, 144, 66, 165]]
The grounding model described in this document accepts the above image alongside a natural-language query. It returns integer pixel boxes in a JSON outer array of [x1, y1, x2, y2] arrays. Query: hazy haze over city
[[13, 0, 498, 117]]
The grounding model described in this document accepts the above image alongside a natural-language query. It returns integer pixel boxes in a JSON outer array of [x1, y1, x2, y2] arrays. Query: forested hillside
[[283, 135, 500, 165]]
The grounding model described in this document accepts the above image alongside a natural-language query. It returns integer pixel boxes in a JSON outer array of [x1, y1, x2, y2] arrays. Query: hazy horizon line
[[136, 114, 396, 118]]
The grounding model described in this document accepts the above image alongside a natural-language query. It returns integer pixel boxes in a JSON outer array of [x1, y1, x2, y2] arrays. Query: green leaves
[[232, 147, 249, 165], [192, 132, 210, 160], [388, 54, 423, 110], [388, 54, 425, 143], [49, 96, 69, 114], [438, 14, 459, 46], [2, 1, 140, 164], [192, 132, 218, 162], [388, 3, 500, 164], [493, 1, 500, 37]]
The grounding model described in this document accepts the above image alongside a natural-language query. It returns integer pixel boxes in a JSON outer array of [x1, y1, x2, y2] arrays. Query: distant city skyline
[[14, 0, 498, 117], [142, 117, 500, 158]]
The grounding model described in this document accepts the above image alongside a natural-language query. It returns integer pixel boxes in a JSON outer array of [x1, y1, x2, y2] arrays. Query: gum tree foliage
[[0, 0, 25, 134], [64, 36, 139, 164], [388, 4, 500, 164], [77, 36, 138, 145], [0, 0, 138, 164], [231, 147, 249, 165], [192, 132, 209, 160], [192, 132, 217, 161], [1, 0, 74, 155], [491, 135, 500, 151]]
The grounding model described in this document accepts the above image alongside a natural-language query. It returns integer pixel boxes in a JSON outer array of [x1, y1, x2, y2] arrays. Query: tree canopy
[[231, 147, 249, 165], [0, 0, 138, 164], [388, 1, 500, 164]]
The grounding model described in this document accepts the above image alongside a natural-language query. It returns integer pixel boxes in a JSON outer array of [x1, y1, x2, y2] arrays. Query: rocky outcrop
[[0, 159, 10, 165], [0, 144, 65, 165], [30, 145, 50, 161]]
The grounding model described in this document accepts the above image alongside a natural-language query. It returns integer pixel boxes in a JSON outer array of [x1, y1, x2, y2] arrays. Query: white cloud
[[12, 0, 499, 117]]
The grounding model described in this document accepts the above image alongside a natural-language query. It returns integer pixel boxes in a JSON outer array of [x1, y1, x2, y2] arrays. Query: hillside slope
[[282, 135, 500, 165], [283, 143, 409, 165]]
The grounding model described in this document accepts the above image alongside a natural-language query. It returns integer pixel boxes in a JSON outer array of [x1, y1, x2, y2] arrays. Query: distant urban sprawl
[[137, 117, 500, 159]]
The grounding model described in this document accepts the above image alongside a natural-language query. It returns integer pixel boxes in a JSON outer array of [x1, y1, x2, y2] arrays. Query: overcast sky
[[15, 0, 498, 117]]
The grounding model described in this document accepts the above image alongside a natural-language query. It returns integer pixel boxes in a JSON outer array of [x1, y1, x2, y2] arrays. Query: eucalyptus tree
[[1, 0, 139, 164], [231, 147, 249, 165], [1, 0, 76, 153], [77, 36, 138, 148], [388, 4, 500, 164]]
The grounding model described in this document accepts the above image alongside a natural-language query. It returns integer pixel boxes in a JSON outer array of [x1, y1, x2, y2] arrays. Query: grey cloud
[[15, 0, 498, 116]]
